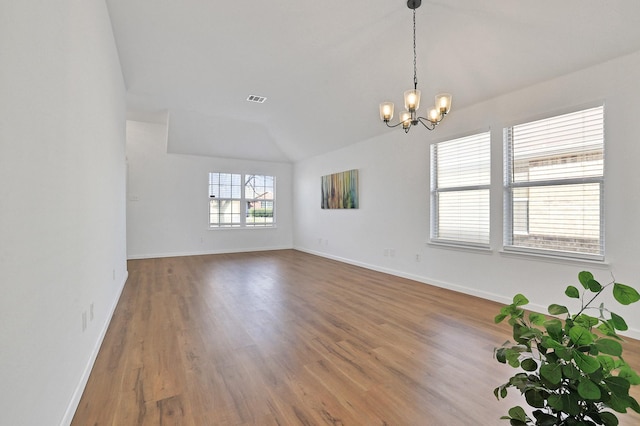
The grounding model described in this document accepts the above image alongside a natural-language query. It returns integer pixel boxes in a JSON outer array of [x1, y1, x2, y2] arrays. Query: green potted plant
[[494, 271, 640, 425]]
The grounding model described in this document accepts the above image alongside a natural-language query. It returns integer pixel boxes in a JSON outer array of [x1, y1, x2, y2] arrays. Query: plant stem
[[574, 282, 610, 318]]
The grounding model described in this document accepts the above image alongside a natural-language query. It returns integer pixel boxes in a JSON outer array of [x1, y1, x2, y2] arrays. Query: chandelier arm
[[384, 120, 410, 129], [416, 117, 437, 131]]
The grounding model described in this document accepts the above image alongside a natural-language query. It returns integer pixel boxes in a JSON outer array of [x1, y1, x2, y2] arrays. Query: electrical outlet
[[415, 254, 421, 262], [90, 303, 94, 321]]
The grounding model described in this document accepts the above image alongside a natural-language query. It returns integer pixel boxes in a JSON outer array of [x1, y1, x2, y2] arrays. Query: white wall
[[126, 120, 294, 258], [0, 1, 127, 425], [294, 50, 640, 339]]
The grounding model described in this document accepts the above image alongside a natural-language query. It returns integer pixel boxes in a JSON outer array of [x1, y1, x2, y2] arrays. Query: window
[[430, 132, 491, 247], [504, 106, 604, 259], [244, 174, 275, 227], [209, 173, 275, 228]]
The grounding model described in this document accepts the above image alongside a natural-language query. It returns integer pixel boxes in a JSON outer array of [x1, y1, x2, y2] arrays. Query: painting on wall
[[321, 169, 359, 209]]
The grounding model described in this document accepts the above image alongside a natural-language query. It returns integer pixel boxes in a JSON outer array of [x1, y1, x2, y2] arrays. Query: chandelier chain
[[413, 9, 417, 90]]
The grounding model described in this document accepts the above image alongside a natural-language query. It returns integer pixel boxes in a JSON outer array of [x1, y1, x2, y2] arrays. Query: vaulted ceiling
[[106, 0, 640, 163]]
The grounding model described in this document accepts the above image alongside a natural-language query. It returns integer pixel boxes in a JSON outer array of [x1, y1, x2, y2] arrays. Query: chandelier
[[379, 0, 452, 132]]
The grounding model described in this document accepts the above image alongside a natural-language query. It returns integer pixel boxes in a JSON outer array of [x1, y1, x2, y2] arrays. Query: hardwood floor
[[72, 250, 640, 425]]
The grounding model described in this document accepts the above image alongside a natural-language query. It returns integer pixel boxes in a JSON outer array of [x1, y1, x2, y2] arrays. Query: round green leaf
[[596, 338, 623, 356], [562, 363, 582, 380], [604, 376, 630, 396], [548, 393, 564, 411], [619, 365, 640, 385], [608, 393, 631, 413], [506, 349, 521, 368], [573, 351, 600, 374], [513, 293, 529, 306], [512, 323, 528, 344], [508, 406, 529, 422], [569, 325, 594, 346], [495, 313, 508, 323], [509, 372, 531, 389], [525, 389, 546, 408], [555, 347, 572, 361], [521, 358, 538, 372], [564, 392, 582, 416], [540, 362, 563, 384], [610, 312, 628, 331], [565, 285, 580, 298], [574, 314, 599, 328], [548, 304, 569, 315], [532, 411, 560, 426], [598, 411, 619, 426], [578, 378, 602, 400], [613, 283, 640, 305], [598, 321, 618, 338], [529, 312, 546, 326], [578, 271, 594, 289], [494, 385, 509, 400], [543, 318, 562, 330], [598, 355, 616, 372], [588, 278, 603, 292]]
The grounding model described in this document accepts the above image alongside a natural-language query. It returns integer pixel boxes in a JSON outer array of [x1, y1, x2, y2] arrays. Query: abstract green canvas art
[[321, 169, 359, 209]]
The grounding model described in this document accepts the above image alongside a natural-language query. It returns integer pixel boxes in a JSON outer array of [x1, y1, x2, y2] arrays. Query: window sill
[[208, 226, 278, 231], [427, 240, 493, 254], [499, 247, 608, 267]]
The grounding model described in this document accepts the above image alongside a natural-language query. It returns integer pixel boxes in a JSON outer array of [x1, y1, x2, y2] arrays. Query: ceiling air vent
[[246, 94, 267, 103]]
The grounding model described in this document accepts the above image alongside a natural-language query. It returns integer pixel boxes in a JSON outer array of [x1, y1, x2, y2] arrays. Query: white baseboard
[[127, 245, 293, 260], [294, 246, 511, 301], [60, 271, 129, 426], [294, 247, 640, 341]]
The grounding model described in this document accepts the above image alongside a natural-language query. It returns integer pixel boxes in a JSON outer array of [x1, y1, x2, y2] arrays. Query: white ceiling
[[106, 0, 640, 163]]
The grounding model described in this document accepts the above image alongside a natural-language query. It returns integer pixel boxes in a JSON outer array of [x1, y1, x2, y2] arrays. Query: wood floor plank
[[72, 250, 640, 425]]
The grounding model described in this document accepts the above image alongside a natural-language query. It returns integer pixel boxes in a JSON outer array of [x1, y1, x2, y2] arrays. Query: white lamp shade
[[427, 106, 442, 123], [400, 110, 412, 128], [435, 93, 452, 114], [379, 102, 394, 121], [404, 89, 421, 111]]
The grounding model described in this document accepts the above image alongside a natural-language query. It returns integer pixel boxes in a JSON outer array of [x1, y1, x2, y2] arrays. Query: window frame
[[208, 172, 276, 229], [244, 174, 275, 228], [502, 105, 605, 261], [430, 131, 491, 249]]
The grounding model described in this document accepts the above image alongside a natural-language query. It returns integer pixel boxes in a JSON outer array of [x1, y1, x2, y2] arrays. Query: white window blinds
[[209, 173, 242, 227], [504, 106, 604, 258], [431, 132, 491, 246]]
